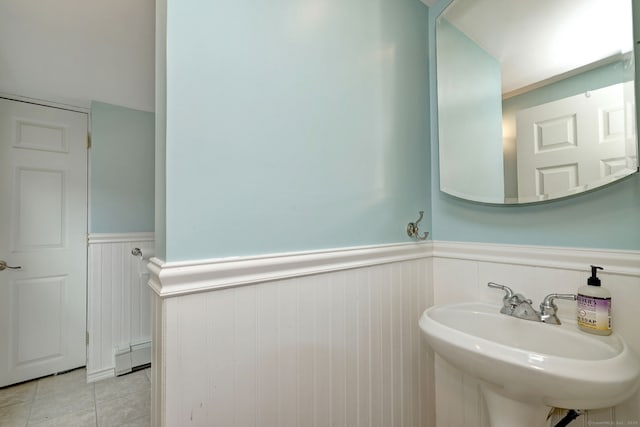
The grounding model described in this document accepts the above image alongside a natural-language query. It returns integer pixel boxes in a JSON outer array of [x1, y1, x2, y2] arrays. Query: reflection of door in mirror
[[515, 82, 635, 201]]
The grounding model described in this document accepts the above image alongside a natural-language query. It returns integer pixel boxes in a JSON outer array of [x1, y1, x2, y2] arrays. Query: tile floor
[[0, 367, 150, 427]]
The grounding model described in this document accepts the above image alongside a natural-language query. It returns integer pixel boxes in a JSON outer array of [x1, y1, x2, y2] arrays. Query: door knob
[[0, 260, 22, 271]]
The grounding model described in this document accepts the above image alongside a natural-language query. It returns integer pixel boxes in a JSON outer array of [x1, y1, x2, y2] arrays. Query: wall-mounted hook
[[131, 247, 143, 258], [407, 211, 429, 241]]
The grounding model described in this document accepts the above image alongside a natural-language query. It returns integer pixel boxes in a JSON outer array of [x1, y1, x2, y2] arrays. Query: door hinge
[[87, 134, 92, 149], [86, 331, 89, 345]]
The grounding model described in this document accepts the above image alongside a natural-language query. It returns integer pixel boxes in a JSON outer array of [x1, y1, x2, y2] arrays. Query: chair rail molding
[[432, 240, 640, 277], [148, 242, 434, 298], [88, 232, 155, 244]]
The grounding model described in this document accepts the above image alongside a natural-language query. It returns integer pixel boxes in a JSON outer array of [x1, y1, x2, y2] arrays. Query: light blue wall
[[90, 101, 155, 233], [429, 0, 640, 250], [161, 0, 430, 261], [436, 19, 504, 202]]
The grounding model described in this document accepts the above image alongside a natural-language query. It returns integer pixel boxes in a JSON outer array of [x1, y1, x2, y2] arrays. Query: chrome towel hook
[[407, 211, 429, 241]]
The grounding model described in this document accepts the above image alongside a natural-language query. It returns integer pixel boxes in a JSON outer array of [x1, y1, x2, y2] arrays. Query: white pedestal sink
[[419, 302, 640, 427]]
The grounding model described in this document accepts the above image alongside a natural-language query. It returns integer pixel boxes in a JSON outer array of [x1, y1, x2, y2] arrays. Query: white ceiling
[[0, 0, 155, 111], [442, 0, 634, 94], [2, 0, 630, 109]]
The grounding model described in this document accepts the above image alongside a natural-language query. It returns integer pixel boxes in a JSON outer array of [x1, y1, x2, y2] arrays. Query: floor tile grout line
[[26, 378, 39, 425], [89, 378, 98, 427]]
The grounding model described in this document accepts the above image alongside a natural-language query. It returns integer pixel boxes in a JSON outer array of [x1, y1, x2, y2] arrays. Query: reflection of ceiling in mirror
[[442, 0, 633, 94]]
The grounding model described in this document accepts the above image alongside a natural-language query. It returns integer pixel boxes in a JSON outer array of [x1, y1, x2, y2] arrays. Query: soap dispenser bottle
[[577, 265, 612, 335]]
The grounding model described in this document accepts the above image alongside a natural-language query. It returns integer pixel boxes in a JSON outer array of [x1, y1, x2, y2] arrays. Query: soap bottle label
[[577, 294, 611, 331]]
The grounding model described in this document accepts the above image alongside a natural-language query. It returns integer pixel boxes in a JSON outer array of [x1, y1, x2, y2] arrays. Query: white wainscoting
[[87, 233, 155, 382], [147, 240, 640, 427], [149, 243, 434, 427], [432, 241, 640, 427]]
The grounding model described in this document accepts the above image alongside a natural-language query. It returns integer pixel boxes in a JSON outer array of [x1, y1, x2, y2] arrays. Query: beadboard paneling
[[87, 233, 154, 381], [432, 242, 640, 427], [148, 241, 639, 426], [151, 251, 434, 427]]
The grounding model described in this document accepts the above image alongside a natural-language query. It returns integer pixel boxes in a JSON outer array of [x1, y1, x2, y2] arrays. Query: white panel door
[[516, 82, 631, 199], [0, 98, 88, 387]]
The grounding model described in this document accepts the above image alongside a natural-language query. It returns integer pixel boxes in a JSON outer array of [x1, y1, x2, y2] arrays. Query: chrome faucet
[[487, 282, 576, 325], [487, 282, 531, 315]]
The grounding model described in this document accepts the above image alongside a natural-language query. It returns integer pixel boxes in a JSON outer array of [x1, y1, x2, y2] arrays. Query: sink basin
[[420, 302, 640, 427]]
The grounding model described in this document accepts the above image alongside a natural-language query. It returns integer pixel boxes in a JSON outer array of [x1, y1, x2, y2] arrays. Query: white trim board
[[148, 242, 433, 297], [432, 241, 640, 277], [148, 241, 640, 298], [89, 232, 155, 244], [87, 367, 114, 384]]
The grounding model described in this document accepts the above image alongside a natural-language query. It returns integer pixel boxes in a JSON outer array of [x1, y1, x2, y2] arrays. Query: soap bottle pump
[[577, 265, 612, 335]]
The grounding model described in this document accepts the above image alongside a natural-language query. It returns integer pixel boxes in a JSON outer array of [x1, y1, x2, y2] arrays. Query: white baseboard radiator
[[114, 341, 151, 376]]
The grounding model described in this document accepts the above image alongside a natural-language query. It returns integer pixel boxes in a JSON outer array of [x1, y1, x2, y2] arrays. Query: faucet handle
[[541, 293, 577, 310], [488, 282, 518, 315], [487, 282, 514, 299], [539, 293, 577, 325]]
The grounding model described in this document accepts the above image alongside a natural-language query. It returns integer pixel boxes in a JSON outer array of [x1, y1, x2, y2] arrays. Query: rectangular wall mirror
[[436, 0, 639, 204]]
